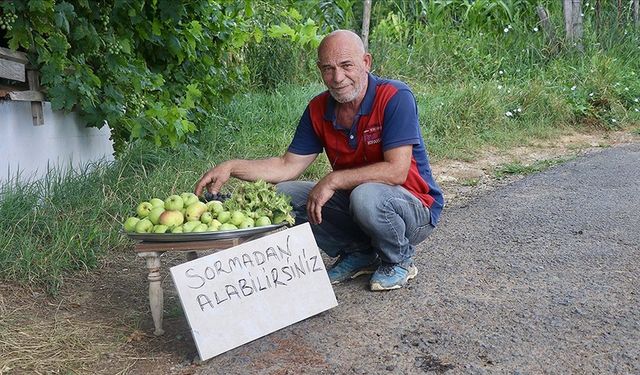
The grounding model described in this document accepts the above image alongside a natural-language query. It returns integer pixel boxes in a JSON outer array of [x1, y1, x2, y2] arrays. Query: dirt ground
[[0, 128, 638, 375]]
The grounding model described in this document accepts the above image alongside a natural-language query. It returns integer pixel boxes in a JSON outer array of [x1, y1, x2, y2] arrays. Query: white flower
[[508, 24, 512, 29], [611, 119, 617, 123], [516, 69, 521, 73], [624, 87, 629, 91], [505, 111, 513, 117], [635, 108, 639, 112], [571, 85, 577, 91], [634, 98, 639, 102], [507, 89, 512, 94], [498, 85, 503, 90], [533, 27, 539, 32], [517, 107, 522, 113], [504, 28, 509, 33], [499, 70, 504, 75], [589, 92, 594, 97], [581, 13, 584, 17]]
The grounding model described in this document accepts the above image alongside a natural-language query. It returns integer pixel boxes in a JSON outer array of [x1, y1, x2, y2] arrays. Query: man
[[195, 30, 444, 291]]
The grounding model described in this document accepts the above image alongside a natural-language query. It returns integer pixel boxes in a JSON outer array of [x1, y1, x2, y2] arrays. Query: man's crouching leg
[[350, 183, 434, 291]]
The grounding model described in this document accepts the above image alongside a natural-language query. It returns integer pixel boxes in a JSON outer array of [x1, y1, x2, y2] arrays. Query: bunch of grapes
[[126, 92, 148, 115], [202, 191, 232, 202], [99, 14, 109, 31], [0, 9, 17, 31], [106, 41, 122, 55]]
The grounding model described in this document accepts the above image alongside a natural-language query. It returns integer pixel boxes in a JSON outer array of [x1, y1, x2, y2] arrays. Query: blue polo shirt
[[288, 73, 444, 226]]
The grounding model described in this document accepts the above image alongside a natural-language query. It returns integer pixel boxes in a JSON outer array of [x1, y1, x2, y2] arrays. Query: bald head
[[316, 30, 372, 104], [318, 30, 365, 62]]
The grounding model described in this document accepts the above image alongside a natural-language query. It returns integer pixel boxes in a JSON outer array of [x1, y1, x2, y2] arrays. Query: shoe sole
[[370, 266, 418, 291], [330, 269, 376, 285]]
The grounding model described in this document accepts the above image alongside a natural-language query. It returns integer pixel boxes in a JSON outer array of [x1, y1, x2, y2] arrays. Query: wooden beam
[[27, 70, 44, 126], [0, 47, 28, 64], [8, 90, 45, 101], [0, 58, 25, 82]]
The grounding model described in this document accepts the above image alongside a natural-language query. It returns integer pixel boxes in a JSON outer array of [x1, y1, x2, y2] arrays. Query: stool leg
[[138, 251, 164, 336]]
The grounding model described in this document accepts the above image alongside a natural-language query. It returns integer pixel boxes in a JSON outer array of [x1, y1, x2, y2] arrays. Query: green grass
[[1, 20, 639, 294], [494, 158, 572, 179]]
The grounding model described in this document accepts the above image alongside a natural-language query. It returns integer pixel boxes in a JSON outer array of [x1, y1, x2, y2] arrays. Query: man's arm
[[306, 145, 412, 224], [194, 151, 318, 196]]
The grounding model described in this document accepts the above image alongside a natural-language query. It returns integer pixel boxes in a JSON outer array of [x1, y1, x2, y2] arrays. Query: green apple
[[230, 211, 245, 226], [239, 217, 255, 229], [147, 206, 165, 225], [123, 217, 140, 232], [159, 210, 184, 227], [164, 194, 184, 211], [219, 223, 238, 231], [170, 225, 184, 233], [152, 224, 169, 233], [217, 210, 231, 223], [255, 216, 272, 227], [207, 223, 220, 231], [136, 202, 153, 218], [206, 200, 224, 215], [185, 202, 207, 222], [149, 198, 165, 208], [200, 211, 214, 224], [135, 218, 153, 233], [180, 192, 199, 207], [210, 219, 222, 228], [193, 223, 208, 232], [182, 221, 201, 233]]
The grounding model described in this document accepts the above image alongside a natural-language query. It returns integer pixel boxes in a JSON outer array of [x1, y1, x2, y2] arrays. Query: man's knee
[[350, 183, 387, 219]]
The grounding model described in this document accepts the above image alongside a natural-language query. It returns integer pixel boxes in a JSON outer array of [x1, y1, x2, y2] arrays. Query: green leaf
[[119, 38, 131, 54], [268, 23, 295, 39], [55, 11, 70, 34], [152, 19, 162, 36]]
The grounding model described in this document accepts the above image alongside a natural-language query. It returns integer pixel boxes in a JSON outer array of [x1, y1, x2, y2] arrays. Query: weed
[[494, 158, 571, 179]]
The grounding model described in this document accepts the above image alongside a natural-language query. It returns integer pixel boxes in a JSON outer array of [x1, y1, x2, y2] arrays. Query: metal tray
[[125, 222, 288, 243]]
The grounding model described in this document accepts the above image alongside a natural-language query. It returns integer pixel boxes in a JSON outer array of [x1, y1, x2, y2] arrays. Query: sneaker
[[327, 251, 380, 284], [370, 261, 418, 291]]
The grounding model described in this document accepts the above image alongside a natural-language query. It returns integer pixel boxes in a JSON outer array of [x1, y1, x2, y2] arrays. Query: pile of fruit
[[123, 180, 295, 234]]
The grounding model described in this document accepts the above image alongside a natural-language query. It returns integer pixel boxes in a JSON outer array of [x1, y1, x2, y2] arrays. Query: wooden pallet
[[0, 46, 44, 125]]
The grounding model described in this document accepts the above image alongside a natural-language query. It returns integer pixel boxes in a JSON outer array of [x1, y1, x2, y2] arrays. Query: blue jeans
[[276, 181, 435, 264]]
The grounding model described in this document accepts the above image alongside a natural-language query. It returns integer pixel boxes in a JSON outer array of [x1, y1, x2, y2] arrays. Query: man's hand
[[194, 162, 232, 196], [306, 174, 337, 224]]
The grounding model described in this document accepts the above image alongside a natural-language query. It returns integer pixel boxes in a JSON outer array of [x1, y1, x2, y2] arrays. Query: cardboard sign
[[170, 223, 338, 360]]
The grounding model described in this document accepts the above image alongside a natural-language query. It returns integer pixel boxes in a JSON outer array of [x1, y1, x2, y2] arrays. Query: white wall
[[0, 101, 115, 184]]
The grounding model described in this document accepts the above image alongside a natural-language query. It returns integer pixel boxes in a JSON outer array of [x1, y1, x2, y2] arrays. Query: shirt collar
[[323, 73, 378, 121]]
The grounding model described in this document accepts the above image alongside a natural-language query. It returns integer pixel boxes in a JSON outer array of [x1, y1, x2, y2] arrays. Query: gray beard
[[330, 82, 363, 103]]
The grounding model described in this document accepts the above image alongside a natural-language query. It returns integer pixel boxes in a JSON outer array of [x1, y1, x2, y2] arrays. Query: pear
[[123, 217, 141, 232], [159, 210, 184, 227], [185, 202, 207, 222]]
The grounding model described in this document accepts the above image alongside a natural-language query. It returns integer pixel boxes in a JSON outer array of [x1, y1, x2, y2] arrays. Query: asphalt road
[[197, 143, 639, 374]]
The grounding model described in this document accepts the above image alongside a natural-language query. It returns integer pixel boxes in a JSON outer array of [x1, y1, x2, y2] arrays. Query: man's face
[[317, 39, 371, 104]]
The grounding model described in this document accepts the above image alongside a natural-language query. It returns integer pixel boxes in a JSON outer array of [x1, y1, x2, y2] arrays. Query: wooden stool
[[134, 235, 267, 336]]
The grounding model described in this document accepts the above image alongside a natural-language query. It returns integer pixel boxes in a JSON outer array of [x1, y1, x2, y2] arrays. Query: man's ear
[[363, 53, 372, 71]]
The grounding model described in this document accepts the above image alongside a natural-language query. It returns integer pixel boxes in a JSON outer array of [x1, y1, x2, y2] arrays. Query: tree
[[361, 0, 372, 51], [563, 0, 584, 51]]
